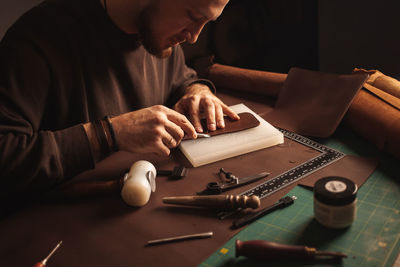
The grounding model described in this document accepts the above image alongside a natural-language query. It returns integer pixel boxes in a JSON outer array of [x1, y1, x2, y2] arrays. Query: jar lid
[[314, 176, 358, 206]]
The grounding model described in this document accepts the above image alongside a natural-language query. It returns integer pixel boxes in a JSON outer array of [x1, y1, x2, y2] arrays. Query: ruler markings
[[218, 129, 345, 219], [242, 128, 345, 200]]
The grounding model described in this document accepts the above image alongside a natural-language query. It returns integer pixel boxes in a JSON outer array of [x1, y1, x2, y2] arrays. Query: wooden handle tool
[[236, 240, 347, 260], [162, 195, 260, 210]]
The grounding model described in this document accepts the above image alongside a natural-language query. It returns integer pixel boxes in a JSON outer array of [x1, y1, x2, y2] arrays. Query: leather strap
[[183, 112, 260, 140]]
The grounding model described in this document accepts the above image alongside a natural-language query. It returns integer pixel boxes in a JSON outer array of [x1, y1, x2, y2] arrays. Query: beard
[[137, 5, 172, 58]]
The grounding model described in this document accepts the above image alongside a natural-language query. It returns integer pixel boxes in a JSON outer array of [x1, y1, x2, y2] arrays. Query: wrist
[[104, 116, 119, 152], [83, 122, 104, 162], [187, 79, 217, 94], [83, 116, 119, 163]]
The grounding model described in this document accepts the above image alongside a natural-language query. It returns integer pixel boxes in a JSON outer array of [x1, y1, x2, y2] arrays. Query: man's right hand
[[110, 105, 197, 156]]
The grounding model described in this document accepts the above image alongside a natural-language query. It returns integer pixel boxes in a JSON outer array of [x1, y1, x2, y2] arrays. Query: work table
[[0, 91, 399, 267]]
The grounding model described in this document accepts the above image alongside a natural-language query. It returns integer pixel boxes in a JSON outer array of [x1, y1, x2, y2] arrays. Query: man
[[0, 0, 239, 201]]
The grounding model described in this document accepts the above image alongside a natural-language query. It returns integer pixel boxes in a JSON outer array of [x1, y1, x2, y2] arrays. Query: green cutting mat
[[200, 128, 400, 267]]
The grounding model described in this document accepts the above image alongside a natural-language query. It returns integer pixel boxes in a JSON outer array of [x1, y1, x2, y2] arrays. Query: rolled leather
[[201, 63, 400, 160], [354, 68, 400, 99], [206, 63, 286, 98], [344, 87, 400, 159]]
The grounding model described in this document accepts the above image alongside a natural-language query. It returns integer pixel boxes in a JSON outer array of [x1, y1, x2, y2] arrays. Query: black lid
[[314, 176, 358, 206]]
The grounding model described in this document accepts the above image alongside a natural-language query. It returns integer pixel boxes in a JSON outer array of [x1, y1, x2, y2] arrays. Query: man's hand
[[110, 105, 197, 156], [174, 83, 240, 133]]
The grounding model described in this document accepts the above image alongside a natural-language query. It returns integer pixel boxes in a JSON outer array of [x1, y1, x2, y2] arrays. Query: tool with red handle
[[33, 241, 62, 267]]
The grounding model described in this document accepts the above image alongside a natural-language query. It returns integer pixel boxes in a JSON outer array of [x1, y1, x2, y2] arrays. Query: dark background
[[2, 0, 400, 78], [183, 0, 400, 79], [183, 0, 318, 74]]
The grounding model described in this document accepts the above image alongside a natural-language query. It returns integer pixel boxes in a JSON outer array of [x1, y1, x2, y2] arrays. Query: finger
[[215, 104, 225, 129], [164, 120, 185, 144], [173, 102, 197, 138], [202, 98, 216, 131], [156, 139, 171, 156], [162, 134, 177, 149], [190, 110, 203, 133], [185, 98, 203, 133], [221, 103, 240, 120], [173, 102, 185, 115], [167, 109, 197, 138]]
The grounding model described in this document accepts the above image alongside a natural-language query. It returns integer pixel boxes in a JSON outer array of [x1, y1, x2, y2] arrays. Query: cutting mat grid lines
[[200, 128, 400, 267], [200, 169, 400, 267]]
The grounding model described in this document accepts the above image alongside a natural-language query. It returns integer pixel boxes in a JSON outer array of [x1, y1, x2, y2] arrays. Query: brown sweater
[[0, 0, 207, 200]]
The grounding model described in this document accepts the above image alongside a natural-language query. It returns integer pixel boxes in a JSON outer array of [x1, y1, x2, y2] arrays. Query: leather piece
[[363, 83, 400, 111], [0, 92, 377, 267], [208, 64, 400, 160], [297, 155, 377, 187], [353, 68, 400, 98], [205, 63, 286, 98], [344, 89, 400, 159], [265, 68, 369, 137], [204, 63, 399, 159], [183, 112, 260, 140], [203, 112, 260, 136]]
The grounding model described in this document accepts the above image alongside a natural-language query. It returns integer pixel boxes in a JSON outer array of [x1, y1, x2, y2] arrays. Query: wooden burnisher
[[162, 195, 260, 210]]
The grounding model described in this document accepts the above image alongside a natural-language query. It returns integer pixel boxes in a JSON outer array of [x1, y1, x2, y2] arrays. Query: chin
[[142, 41, 173, 58], [155, 47, 173, 58]]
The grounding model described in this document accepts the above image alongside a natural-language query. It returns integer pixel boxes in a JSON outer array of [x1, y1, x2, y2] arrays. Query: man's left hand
[[174, 83, 240, 133]]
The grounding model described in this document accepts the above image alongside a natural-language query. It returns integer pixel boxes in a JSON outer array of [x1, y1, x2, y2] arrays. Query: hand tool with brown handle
[[236, 240, 347, 260], [162, 195, 260, 210]]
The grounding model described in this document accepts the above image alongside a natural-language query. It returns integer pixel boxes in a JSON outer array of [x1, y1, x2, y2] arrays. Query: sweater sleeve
[[0, 29, 94, 200], [166, 46, 216, 107]]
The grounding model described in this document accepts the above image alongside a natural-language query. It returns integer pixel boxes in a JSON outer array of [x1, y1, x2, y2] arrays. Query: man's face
[[138, 0, 229, 58]]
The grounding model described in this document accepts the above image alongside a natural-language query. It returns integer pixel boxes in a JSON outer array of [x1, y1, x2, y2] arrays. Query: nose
[[185, 23, 205, 44]]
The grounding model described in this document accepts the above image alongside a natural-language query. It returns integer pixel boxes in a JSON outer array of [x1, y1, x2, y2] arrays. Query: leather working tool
[[162, 195, 260, 210], [218, 128, 344, 220], [157, 166, 189, 179], [231, 195, 297, 229], [147, 232, 213, 246], [238, 129, 344, 199], [196, 133, 211, 138], [33, 241, 62, 267], [236, 240, 347, 260], [197, 169, 269, 195]]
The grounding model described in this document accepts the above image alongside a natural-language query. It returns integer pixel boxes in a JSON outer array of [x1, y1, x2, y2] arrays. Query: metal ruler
[[242, 128, 345, 200], [218, 129, 344, 219]]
